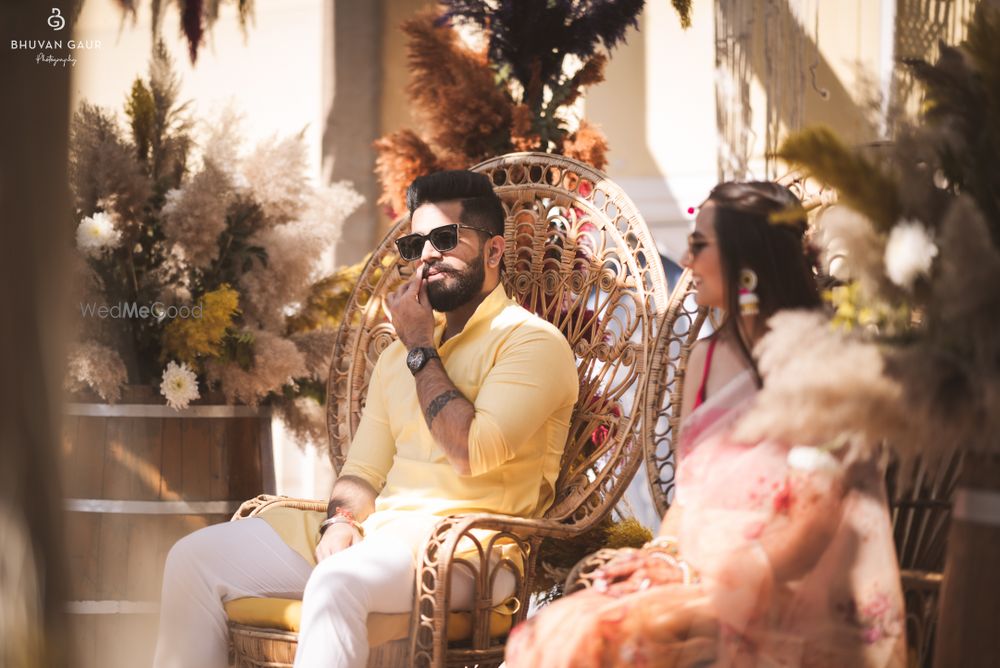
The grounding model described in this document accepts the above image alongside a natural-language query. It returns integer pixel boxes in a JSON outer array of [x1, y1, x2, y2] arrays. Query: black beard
[[426, 253, 486, 312]]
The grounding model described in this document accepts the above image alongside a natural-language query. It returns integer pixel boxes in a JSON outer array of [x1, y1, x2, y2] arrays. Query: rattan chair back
[[325, 152, 670, 531]]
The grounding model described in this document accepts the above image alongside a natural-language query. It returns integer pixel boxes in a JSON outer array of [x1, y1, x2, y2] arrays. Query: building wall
[[583, 0, 891, 263]]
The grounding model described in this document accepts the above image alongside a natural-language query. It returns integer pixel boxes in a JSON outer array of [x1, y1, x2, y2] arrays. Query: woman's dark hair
[[405, 170, 505, 237], [706, 181, 821, 384]]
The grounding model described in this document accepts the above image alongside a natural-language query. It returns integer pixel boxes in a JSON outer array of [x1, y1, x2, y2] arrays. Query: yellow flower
[[605, 517, 654, 549], [162, 284, 240, 363], [857, 307, 878, 328]]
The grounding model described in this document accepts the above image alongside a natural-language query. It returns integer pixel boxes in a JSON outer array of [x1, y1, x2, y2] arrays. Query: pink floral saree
[[506, 370, 906, 668]]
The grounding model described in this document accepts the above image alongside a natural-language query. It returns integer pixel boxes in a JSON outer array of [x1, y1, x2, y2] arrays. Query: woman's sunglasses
[[395, 223, 493, 261], [687, 234, 713, 258]]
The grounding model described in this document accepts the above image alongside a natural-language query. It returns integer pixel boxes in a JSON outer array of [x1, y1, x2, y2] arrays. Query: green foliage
[[147, 42, 193, 192], [218, 329, 256, 371], [199, 196, 268, 293], [778, 126, 901, 231], [125, 77, 156, 164]]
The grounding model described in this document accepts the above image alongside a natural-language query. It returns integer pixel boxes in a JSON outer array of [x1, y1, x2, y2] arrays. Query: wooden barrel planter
[[60, 386, 274, 668], [934, 451, 1000, 667]]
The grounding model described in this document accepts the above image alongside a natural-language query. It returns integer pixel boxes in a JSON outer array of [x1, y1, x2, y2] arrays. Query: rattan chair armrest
[[433, 512, 574, 539], [408, 512, 574, 667], [563, 547, 633, 594], [230, 494, 327, 521]]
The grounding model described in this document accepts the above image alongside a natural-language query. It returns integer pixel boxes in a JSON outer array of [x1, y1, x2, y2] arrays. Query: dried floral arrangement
[[534, 514, 652, 603], [109, 0, 256, 63], [374, 0, 692, 216], [735, 3, 1000, 463], [65, 45, 364, 445]]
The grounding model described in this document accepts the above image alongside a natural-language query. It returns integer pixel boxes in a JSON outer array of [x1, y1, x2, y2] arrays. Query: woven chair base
[[229, 623, 296, 667], [228, 624, 498, 668], [441, 649, 505, 668]]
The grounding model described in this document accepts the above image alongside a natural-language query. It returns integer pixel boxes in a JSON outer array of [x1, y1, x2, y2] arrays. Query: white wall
[[72, 0, 325, 178], [585, 0, 890, 264]]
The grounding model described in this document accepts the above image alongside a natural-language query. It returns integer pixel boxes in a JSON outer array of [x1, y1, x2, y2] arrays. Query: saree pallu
[[506, 371, 906, 668]]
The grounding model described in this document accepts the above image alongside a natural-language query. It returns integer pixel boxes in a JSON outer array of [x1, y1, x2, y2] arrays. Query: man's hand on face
[[385, 266, 436, 349], [314, 523, 362, 563]]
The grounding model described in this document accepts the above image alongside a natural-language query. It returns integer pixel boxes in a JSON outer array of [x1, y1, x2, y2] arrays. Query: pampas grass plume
[[205, 330, 307, 406], [734, 312, 908, 448], [66, 341, 128, 403], [778, 126, 900, 231], [403, 10, 513, 162]]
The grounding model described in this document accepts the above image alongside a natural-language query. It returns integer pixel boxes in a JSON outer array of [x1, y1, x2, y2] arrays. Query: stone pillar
[[323, 0, 382, 265]]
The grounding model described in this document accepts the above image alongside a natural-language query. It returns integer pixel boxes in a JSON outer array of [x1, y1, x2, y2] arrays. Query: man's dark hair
[[405, 170, 505, 237]]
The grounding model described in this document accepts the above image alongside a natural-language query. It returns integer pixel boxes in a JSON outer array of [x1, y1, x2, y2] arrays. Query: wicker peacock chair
[[567, 175, 959, 668], [224, 152, 671, 668]]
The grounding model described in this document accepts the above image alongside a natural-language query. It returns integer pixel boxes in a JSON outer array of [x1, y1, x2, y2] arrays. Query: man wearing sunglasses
[[154, 170, 579, 668]]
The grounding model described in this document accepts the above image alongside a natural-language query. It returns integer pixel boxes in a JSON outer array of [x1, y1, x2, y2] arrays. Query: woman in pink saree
[[505, 183, 906, 668]]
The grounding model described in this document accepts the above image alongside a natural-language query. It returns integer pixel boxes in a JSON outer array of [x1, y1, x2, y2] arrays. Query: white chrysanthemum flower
[[161, 188, 183, 217], [787, 445, 841, 474], [160, 361, 201, 410], [884, 220, 938, 289], [75, 212, 122, 257]]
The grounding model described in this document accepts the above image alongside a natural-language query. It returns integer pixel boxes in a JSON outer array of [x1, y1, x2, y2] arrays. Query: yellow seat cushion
[[224, 596, 517, 646]]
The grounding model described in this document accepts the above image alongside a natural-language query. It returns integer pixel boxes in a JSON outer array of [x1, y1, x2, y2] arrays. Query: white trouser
[[153, 517, 515, 668]]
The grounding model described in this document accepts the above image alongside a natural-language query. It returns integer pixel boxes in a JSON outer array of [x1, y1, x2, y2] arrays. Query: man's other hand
[[314, 523, 362, 563]]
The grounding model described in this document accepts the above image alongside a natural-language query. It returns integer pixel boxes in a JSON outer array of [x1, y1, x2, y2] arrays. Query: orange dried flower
[[374, 129, 443, 218], [402, 10, 513, 163], [562, 119, 609, 171], [562, 54, 607, 109], [511, 104, 542, 152]]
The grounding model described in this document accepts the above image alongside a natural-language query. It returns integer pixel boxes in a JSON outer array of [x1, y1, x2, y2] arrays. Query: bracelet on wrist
[[318, 506, 365, 538], [645, 535, 680, 554]]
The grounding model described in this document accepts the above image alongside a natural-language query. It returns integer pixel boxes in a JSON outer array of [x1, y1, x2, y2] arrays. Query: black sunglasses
[[687, 234, 714, 258], [395, 223, 493, 261]]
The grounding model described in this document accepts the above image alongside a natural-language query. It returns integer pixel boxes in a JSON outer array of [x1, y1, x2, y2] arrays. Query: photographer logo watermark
[[48, 8, 66, 31], [80, 301, 204, 323], [6, 7, 103, 67]]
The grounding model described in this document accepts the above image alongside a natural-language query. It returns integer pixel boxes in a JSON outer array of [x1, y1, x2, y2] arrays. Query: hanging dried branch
[[113, 0, 256, 63]]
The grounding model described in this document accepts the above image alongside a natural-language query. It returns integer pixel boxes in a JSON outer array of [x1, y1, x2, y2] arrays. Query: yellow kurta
[[263, 283, 579, 565]]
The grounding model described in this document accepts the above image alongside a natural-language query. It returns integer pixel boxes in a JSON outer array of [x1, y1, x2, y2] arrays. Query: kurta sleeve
[[466, 323, 578, 476], [339, 357, 396, 491]]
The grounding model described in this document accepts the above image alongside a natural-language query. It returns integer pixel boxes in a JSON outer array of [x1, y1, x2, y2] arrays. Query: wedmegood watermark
[[79, 302, 204, 322]]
